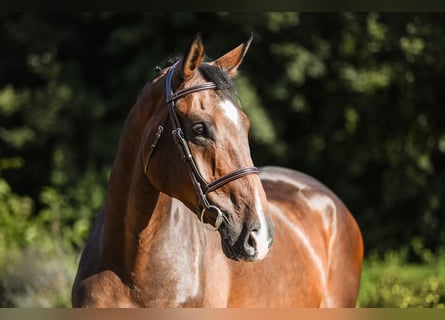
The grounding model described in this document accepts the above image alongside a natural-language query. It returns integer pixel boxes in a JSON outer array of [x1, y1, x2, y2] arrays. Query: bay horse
[[72, 34, 363, 307]]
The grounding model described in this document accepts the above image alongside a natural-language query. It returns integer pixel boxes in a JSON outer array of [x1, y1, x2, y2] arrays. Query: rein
[[144, 61, 259, 231]]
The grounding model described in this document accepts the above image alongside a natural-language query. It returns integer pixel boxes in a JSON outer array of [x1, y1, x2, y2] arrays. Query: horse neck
[[98, 97, 208, 284], [99, 97, 159, 270]]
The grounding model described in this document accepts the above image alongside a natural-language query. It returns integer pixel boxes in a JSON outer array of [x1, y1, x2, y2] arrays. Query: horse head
[[142, 34, 274, 262]]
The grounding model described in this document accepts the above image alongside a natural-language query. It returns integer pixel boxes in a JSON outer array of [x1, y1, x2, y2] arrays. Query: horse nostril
[[244, 230, 258, 257], [248, 231, 255, 247]]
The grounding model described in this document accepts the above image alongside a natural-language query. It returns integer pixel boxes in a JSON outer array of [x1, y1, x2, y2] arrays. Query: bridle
[[144, 61, 259, 231]]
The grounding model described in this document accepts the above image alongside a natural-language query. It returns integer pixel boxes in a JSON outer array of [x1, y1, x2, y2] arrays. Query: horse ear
[[181, 33, 205, 81], [213, 33, 253, 78]]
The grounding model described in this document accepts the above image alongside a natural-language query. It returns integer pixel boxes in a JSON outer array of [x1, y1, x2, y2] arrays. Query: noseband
[[144, 61, 259, 231]]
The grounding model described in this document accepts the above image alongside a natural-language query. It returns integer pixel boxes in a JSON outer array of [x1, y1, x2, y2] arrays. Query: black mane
[[199, 63, 239, 102], [154, 56, 240, 103]]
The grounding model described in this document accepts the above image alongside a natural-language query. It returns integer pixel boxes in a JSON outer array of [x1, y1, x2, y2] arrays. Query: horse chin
[[220, 242, 265, 262], [221, 241, 250, 262]]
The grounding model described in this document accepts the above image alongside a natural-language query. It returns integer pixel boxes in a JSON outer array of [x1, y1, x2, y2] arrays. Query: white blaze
[[219, 99, 269, 260], [220, 99, 240, 126], [252, 189, 270, 260]]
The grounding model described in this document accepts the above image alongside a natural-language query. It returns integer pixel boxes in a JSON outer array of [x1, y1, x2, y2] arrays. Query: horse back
[[251, 166, 363, 307]]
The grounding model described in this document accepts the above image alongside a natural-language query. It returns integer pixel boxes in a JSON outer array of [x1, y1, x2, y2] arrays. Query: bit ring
[[200, 205, 223, 231]]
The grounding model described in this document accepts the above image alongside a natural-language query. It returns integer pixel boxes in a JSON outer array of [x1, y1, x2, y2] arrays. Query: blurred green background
[[1, 12, 445, 307]]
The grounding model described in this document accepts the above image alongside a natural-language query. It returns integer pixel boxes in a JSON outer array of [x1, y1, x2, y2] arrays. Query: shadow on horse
[[72, 34, 363, 307]]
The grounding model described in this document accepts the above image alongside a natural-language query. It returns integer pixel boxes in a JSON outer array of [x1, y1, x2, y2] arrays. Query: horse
[[71, 34, 364, 308]]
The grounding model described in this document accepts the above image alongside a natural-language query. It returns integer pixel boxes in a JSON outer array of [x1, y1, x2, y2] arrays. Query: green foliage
[[0, 179, 35, 271], [358, 247, 445, 308], [1, 245, 76, 307], [0, 178, 76, 307]]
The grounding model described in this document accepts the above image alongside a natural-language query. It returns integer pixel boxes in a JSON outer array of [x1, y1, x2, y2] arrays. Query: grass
[[357, 248, 445, 308]]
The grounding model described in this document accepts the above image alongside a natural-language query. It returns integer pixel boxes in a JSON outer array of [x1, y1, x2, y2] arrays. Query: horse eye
[[192, 123, 206, 136]]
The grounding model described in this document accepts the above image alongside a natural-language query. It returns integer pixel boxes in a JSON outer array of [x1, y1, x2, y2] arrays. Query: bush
[[0, 178, 78, 307], [0, 178, 35, 274], [358, 246, 445, 308], [0, 245, 77, 307]]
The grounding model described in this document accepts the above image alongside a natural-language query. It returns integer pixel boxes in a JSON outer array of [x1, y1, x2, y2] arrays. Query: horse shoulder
[[72, 208, 135, 307], [72, 270, 136, 307]]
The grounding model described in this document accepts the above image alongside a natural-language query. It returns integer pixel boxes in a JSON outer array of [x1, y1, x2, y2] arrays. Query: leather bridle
[[143, 61, 259, 231]]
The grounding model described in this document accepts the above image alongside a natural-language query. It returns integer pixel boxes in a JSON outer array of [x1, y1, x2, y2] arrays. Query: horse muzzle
[[219, 219, 274, 262]]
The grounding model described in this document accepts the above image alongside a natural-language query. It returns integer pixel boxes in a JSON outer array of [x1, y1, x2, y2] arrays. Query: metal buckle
[[200, 205, 223, 231]]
